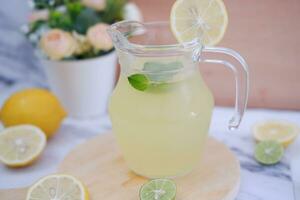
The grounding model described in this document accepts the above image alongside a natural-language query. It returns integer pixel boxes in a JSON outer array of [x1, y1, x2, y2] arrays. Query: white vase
[[40, 51, 117, 118]]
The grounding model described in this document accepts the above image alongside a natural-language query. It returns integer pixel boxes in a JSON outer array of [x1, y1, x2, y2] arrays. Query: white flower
[[81, 0, 106, 11], [72, 31, 92, 55], [87, 23, 113, 51], [40, 29, 77, 60], [124, 2, 143, 21], [28, 10, 49, 23]]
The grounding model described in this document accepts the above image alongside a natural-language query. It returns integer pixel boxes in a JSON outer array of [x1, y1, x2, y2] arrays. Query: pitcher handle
[[195, 46, 249, 130]]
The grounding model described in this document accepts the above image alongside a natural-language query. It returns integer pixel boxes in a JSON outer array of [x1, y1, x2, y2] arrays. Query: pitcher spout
[[107, 20, 145, 51]]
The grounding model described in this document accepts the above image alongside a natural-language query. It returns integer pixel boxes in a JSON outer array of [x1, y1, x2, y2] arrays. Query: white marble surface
[[0, 2, 299, 199], [211, 108, 300, 200], [0, 107, 299, 200]]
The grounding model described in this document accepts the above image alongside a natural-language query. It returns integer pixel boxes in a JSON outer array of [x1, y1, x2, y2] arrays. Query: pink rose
[[87, 23, 113, 51], [28, 10, 49, 23], [40, 29, 77, 60], [81, 0, 106, 11]]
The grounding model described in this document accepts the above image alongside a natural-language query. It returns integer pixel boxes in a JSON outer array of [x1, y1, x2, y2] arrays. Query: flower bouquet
[[23, 0, 142, 117]]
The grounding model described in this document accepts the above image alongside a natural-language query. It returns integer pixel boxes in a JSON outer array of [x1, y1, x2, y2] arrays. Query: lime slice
[[140, 179, 176, 200], [253, 120, 299, 148], [170, 0, 228, 46], [0, 125, 46, 167], [26, 174, 89, 200], [254, 140, 284, 165]]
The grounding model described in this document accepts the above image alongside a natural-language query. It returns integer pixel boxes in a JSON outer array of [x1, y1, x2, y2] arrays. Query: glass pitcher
[[108, 21, 249, 178]]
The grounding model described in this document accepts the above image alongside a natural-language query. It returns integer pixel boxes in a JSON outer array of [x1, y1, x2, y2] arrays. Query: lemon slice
[[26, 174, 89, 200], [170, 0, 228, 46], [0, 125, 46, 167], [253, 121, 299, 148]]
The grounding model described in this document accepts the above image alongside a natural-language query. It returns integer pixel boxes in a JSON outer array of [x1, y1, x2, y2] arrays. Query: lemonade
[[109, 56, 214, 178], [108, 17, 249, 177]]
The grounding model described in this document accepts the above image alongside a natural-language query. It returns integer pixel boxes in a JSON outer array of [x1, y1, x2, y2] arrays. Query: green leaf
[[48, 11, 73, 31], [143, 61, 183, 82], [67, 2, 83, 19], [147, 83, 173, 93], [100, 0, 126, 23], [128, 74, 150, 91], [33, 0, 65, 9], [26, 20, 47, 36], [73, 48, 114, 59], [73, 8, 100, 34]]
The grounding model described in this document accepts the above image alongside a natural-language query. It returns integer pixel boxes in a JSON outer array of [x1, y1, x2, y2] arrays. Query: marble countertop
[[0, 108, 299, 200], [0, 4, 299, 199]]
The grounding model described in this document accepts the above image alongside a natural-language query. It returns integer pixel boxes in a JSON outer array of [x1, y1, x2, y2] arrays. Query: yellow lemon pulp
[[0, 125, 46, 167], [253, 121, 299, 148], [26, 174, 89, 200], [170, 0, 228, 46], [0, 88, 66, 138]]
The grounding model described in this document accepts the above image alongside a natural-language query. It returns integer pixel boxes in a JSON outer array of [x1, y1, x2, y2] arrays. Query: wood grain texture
[[0, 188, 26, 200], [0, 133, 240, 199], [58, 133, 240, 200], [132, 0, 300, 110]]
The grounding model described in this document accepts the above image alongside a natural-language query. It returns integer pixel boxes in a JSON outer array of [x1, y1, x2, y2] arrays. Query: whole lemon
[[0, 88, 66, 138]]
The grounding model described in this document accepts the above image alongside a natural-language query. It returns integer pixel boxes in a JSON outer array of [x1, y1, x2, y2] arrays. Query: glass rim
[[108, 20, 202, 54]]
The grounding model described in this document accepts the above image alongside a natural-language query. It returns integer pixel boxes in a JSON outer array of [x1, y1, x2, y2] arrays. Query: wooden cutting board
[[0, 132, 240, 200]]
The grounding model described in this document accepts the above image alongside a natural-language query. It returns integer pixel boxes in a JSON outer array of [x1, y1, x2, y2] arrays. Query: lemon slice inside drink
[[253, 121, 299, 147], [254, 140, 284, 165], [26, 174, 89, 200], [170, 0, 228, 46], [140, 179, 176, 200], [0, 125, 46, 167]]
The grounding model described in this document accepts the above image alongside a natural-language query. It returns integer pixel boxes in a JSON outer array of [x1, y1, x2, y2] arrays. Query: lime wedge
[[140, 179, 176, 200], [254, 140, 284, 165]]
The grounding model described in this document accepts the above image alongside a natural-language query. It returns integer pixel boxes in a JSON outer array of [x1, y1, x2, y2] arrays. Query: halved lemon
[[0, 125, 46, 167], [170, 0, 228, 46], [26, 174, 89, 200], [253, 121, 299, 148]]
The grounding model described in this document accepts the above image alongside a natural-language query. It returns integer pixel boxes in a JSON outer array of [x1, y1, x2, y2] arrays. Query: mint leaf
[[144, 61, 183, 72], [128, 74, 150, 91], [143, 61, 183, 82], [147, 83, 173, 93], [128, 62, 183, 92]]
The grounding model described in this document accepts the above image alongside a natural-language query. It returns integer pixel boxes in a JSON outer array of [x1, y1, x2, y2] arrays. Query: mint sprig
[[128, 74, 150, 91], [143, 61, 183, 82], [128, 61, 183, 92]]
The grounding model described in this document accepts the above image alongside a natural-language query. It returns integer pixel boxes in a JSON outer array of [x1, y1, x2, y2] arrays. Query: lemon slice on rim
[[0, 125, 46, 167], [26, 174, 89, 200], [253, 121, 299, 148], [170, 0, 228, 46]]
